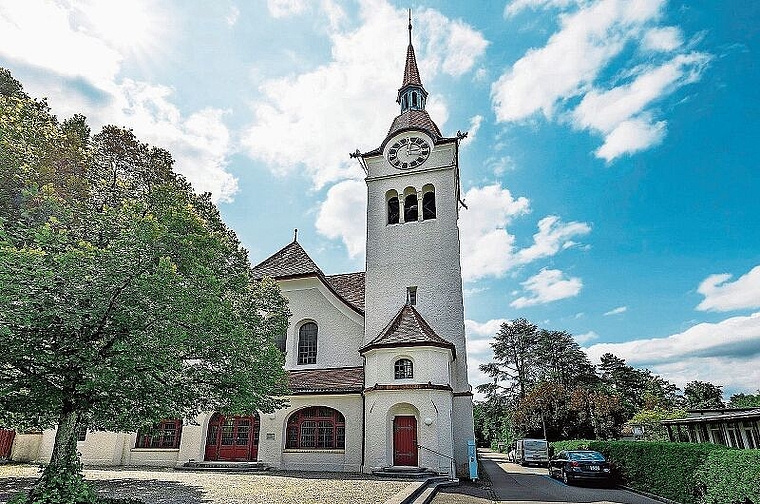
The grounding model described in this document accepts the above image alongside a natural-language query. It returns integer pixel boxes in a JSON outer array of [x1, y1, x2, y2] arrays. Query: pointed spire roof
[[360, 304, 456, 358], [401, 11, 422, 88]]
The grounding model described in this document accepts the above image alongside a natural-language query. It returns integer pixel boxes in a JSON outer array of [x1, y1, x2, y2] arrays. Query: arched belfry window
[[298, 322, 317, 365], [285, 407, 345, 450], [422, 185, 436, 220], [387, 190, 400, 225], [404, 193, 418, 222], [412, 92, 418, 108], [394, 358, 413, 379]]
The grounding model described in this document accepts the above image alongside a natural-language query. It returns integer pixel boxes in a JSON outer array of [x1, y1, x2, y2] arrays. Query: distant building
[[9, 17, 475, 477], [661, 408, 760, 449]]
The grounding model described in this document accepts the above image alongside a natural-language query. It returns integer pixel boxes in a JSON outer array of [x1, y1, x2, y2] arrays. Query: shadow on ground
[[0, 477, 210, 504]]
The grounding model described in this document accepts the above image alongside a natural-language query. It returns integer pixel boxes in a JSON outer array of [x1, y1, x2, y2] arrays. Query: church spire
[[397, 10, 428, 112]]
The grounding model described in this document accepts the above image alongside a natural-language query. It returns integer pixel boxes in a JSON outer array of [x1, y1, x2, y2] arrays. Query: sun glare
[[79, 0, 164, 56]]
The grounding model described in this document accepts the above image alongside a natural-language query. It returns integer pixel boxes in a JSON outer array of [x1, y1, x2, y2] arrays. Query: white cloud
[[515, 215, 591, 264], [642, 26, 683, 52], [584, 312, 760, 395], [242, 1, 486, 190], [226, 6, 241, 26], [459, 184, 530, 281], [0, 0, 238, 203], [460, 115, 483, 148], [458, 186, 590, 282], [465, 318, 509, 400], [510, 268, 583, 308], [492, 0, 710, 162], [267, 0, 308, 18], [697, 265, 760, 312], [466, 318, 508, 338], [315, 180, 367, 259], [604, 306, 628, 316], [574, 330, 599, 344]]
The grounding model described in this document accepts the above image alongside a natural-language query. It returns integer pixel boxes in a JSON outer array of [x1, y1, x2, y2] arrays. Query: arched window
[[388, 196, 399, 224], [394, 358, 413, 379], [136, 419, 182, 449], [298, 322, 317, 365], [404, 193, 418, 222], [422, 191, 436, 220], [412, 92, 418, 108], [285, 407, 345, 450]]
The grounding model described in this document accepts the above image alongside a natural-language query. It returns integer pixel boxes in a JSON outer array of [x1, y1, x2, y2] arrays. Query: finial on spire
[[408, 9, 412, 46], [293, 228, 298, 242]]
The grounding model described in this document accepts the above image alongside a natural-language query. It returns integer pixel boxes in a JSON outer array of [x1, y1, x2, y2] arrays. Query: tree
[[0, 69, 290, 503], [683, 380, 724, 409], [728, 391, 760, 408], [478, 318, 540, 400], [628, 407, 688, 441]]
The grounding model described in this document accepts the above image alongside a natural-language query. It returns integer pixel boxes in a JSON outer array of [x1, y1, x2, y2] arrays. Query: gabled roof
[[360, 304, 456, 358], [288, 367, 364, 395], [251, 240, 365, 315], [325, 272, 365, 312], [251, 240, 322, 280]]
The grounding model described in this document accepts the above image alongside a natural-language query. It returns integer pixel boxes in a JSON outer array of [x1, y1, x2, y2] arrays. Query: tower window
[[412, 92, 418, 108], [394, 358, 413, 379], [407, 286, 417, 305], [298, 322, 318, 365], [388, 196, 399, 224], [404, 194, 418, 222], [422, 191, 436, 220]]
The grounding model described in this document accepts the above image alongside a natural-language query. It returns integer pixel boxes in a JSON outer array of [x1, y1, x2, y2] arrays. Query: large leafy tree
[[683, 380, 724, 409], [728, 391, 760, 408], [0, 69, 289, 503]]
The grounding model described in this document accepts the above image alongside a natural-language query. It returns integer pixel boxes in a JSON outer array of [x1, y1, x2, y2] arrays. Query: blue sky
[[1, 0, 758, 399]]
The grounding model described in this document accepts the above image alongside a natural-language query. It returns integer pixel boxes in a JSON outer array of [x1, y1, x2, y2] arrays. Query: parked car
[[548, 450, 612, 486], [515, 438, 549, 466]]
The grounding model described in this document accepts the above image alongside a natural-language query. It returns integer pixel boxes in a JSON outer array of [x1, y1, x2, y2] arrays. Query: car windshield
[[524, 440, 547, 450], [569, 451, 605, 461]]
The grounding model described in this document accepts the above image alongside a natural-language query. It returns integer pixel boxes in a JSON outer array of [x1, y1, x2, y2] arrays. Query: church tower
[[359, 14, 474, 477]]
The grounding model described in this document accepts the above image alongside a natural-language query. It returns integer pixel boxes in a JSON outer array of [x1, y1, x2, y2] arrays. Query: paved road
[[434, 450, 664, 504]]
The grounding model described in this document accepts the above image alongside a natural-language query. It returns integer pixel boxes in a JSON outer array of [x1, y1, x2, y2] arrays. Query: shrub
[[695, 449, 760, 504], [551, 440, 731, 504]]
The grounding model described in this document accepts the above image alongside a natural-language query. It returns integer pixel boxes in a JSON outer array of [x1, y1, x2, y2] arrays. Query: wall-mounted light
[[424, 417, 433, 426]]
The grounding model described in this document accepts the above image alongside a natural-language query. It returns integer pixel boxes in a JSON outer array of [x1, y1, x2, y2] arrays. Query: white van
[[515, 438, 549, 466]]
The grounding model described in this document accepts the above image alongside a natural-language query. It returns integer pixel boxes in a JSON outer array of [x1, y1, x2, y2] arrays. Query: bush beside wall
[[695, 449, 760, 504], [550, 440, 739, 504]]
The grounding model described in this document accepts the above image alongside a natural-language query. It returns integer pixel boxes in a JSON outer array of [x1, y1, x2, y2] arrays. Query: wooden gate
[[393, 416, 418, 466], [0, 429, 15, 460], [204, 414, 260, 461]]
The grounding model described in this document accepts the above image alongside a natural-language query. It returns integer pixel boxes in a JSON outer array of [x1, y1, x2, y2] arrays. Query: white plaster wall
[[176, 414, 210, 465], [76, 431, 128, 465], [363, 347, 451, 386], [452, 395, 476, 478], [258, 394, 363, 472], [10, 433, 42, 463], [36, 429, 55, 463], [278, 277, 364, 370], [364, 134, 470, 395], [363, 389, 453, 475], [126, 446, 180, 467]]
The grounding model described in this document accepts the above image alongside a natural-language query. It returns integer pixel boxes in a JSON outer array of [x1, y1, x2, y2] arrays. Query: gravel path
[[0, 464, 413, 504]]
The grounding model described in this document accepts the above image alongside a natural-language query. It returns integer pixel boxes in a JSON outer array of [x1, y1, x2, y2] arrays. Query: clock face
[[387, 136, 431, 169]]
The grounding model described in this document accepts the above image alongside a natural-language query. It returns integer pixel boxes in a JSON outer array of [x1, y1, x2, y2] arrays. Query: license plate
[[589, 465, 600, 471]]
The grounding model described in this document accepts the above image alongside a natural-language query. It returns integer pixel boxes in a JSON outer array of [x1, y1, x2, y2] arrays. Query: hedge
[[550, 440, 742, 504], [695, 449, 760, 504]]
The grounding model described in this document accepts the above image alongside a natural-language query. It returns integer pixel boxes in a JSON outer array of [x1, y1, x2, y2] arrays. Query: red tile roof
[[251, 241, 365, 314], [288, 367, 364, 394], [360, 304, 456, 357], [325, 272, 365, 312], [387, 109, 442, 140], [251, 240, 322, 279], [401, 42, 422, 88]]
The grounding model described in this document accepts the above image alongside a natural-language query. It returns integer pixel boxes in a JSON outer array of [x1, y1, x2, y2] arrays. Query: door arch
[[204, 413, 260, 461], [393, 415, 418, 466]]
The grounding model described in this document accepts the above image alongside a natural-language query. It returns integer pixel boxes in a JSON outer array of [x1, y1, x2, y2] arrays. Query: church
[[12, 18, 475, 477]]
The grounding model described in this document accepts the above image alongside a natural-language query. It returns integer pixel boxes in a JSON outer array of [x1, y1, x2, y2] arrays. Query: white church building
[[12, 20, 475, 477]]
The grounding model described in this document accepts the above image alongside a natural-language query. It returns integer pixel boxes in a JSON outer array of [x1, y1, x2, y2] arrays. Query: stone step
[[181, 460, 270, 472], [372, 466, 443, 479]]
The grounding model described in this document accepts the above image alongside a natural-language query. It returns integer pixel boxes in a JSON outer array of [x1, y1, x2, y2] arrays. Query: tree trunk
[[27, 408, 95, 504]]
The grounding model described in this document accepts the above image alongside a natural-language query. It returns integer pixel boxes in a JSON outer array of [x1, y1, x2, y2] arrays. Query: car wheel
[[562, 469, 572, 486], [548, 466, 554, 478]]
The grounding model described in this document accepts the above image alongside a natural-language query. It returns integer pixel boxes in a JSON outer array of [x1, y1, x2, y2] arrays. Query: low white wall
[[10, 433, 42, 463]]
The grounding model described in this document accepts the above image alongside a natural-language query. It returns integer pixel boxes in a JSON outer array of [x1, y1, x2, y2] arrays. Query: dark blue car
[[548, 450, 612, 486]]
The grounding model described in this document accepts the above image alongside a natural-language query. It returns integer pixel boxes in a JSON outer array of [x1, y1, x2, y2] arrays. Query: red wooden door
[[393, 416, 418, 466], [204, 414, 259, 461], [0, 429, 15, 459]]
